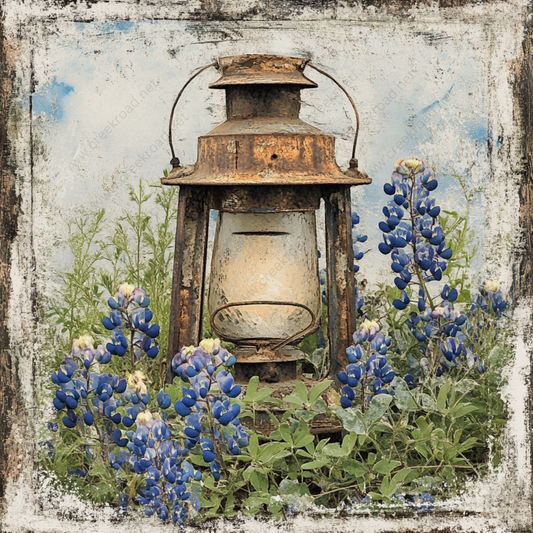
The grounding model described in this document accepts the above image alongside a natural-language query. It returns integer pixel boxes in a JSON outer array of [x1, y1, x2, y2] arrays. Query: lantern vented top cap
[[209, 54, 318, 89]]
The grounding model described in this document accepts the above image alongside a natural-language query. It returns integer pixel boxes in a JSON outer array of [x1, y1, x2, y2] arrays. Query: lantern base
[[234, 345, 306, 383], [239, 378, 343, 437]]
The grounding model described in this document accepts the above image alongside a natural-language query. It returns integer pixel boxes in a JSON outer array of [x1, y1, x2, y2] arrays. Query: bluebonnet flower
[[379, 158, 452, 297], [128, 417, 200, 523], [48, 288, 209, 524], [337, 320, 396, 409], [103, 284, 160, 361], [171, 341, 249, 472], [39, 440, 56, 459], [157, 389, 172, 409], [376, 158, 500, 378], [351, 210, 367, 316], [477, 280, 509, 317]]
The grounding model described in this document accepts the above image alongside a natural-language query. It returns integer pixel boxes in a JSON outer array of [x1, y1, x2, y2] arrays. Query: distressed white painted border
[[2, 1, 532, 531]]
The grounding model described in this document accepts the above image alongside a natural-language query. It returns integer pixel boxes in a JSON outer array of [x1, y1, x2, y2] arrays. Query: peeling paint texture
[[1, 1, 533, 532]]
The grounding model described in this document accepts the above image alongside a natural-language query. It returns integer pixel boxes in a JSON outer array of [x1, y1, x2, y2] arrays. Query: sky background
[[29, 20, 492, 291]]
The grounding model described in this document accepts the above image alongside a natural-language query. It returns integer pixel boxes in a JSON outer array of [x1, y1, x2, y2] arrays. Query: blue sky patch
[[33, 78, 74, 120]]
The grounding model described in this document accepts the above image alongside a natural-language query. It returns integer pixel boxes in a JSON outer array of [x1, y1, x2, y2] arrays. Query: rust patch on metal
[[169, 130, 370, 186], [163, 54, 371, 186], [209, 54, 317, 88], [166, 186, 210, 382], [210, 185, 321, 212], [324, 185, 357, 382]]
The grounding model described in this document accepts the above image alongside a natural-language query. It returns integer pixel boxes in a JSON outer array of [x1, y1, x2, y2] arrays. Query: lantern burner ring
[[209, 300, 317, 353]]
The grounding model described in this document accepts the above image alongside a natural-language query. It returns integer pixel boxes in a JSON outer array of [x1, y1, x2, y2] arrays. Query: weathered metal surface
[[209, 300, 318, 345], [323, 185, 357, 381], [168, 61, 217, 168], [168, 130, 370, 186], [226, 86, 301, 119], [210, 185, 321, 212], [242, 411, 342, 436], [209, 54, 317, 89], [163, 56, 368, 387], [164, 55, 371, 186], [165, 185, 210, 383], [234, 345, 306, 382]]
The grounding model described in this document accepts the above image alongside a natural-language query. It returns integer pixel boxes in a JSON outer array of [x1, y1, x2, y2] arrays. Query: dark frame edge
[[0, 6, 23, 512]]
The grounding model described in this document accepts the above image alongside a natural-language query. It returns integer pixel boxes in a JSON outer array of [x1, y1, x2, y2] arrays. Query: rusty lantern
[[162, 54, 371, 385]]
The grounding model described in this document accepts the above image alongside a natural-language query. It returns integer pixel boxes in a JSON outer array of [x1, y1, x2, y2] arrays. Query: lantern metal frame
[[162, 54, 371, 385]]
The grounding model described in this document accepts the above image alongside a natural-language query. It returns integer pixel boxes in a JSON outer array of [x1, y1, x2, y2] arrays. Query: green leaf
[[279, 423, 293, 445], [454, 379, 478, 394], [457, 289, 471, 303], [310, 398, 327, 413], [244, 376, 259, 401], [342, 459, 367, 477], [391, 468, 412, 486], [364, 394, 393, 424], [301, 458, 329, 470], [418, 393, 438, 411], [331, 405, 367, 434], [250, 471, 269, 493], [316, 438, 329, 454], [415, 443, 430, 459], [258, 442, 289, 463], [309, 380, 333, 404], [437, 382, 452, 412], [293, 409, 317, 422], [341, 432, 357, 455], [270, 450, 293, 462], [374, 458, 401, 474], [254, 388, 276, 402], [165, 384, 182, 404], [294, 434, 315, 449], [248, 433, 259, 458], [296, 449, 313, 458], [457, 437, 478, 452], [453, 403, 478, 418], [379, 477, 395, 498], [322, 443, 345, 457], [242, 492, 270, 514], [393, 379, 418, 410], [295, 382, 308, 404], [279, 479, 311, 497], [283, 395, 305, 406], [189, 454, 209, 467]]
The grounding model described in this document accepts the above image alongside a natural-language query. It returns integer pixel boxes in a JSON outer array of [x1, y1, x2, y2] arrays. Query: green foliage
[[43, 179, 177, 388], [40, 169, 511, 520]]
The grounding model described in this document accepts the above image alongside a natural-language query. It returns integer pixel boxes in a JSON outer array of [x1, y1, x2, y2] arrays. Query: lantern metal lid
[[162, 54, 371, 187], [208, 54, 318, 88]]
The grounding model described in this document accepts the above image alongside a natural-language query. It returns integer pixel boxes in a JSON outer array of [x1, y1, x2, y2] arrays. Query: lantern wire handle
[[307, 62, 360, 161], [210, 301, 317, 351], [168, 61, 217, 168]]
